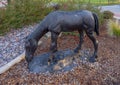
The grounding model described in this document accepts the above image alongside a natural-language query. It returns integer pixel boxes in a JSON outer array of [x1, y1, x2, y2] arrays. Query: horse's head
[[25, 37, 38, 63]]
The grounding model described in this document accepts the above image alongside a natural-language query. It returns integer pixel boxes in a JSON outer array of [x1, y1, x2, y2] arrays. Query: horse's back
[[47, 10, 93, 23], [48, 10, 92, 17], [46, 10, 95, 32]]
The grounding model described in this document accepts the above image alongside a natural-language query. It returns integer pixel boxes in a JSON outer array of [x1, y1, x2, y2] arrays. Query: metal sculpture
[[25, 10, 99, 64]]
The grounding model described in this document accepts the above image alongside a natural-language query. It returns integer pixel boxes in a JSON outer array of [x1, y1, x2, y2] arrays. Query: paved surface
[[101, 5, 120, 17]]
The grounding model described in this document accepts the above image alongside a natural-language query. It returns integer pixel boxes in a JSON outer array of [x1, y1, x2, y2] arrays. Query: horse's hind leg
[[86, 30, 98, 63], [74, 30, 84, 53]]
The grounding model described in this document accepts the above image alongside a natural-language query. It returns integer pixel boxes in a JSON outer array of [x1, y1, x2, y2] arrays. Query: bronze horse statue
[[25, 10, 99, 64]]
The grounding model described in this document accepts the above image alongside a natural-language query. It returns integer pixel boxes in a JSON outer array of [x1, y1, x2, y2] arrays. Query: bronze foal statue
[[25, 10, 99, 64]]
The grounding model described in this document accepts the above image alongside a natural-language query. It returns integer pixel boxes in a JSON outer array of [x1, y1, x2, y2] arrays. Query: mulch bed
[[0, 24, 120, 85]]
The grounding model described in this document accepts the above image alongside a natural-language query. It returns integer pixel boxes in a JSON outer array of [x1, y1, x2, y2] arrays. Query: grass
[[107, 20, 120, 36], [52, 0, 120, 5]]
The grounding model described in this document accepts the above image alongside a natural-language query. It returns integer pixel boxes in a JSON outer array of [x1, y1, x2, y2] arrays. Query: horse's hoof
[[53, 58, 58, 63], [48, 57, 57, 65], [48, 62, 50, 65], [48, 58, 52, 64], [74, 49, 79, 53], [95, 55, 98, 58], [89, 57, 96, 63]]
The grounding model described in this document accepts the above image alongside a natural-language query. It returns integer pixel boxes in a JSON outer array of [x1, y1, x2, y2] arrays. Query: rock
[[28, 49, 91, 73]]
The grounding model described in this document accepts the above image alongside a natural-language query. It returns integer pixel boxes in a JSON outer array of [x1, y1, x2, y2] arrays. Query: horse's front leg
[[86, 31, 98, 63], [48, 32, 59, 63], [74, 30, 84, 53]]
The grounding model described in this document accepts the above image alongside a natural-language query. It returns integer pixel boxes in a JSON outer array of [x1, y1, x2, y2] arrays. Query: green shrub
[[0, 0, 52, 35], [103, 11, 114, 19], [107, 20, 120, 36]]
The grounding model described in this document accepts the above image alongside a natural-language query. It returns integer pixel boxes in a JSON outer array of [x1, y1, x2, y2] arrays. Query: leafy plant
[[107, 20, 120, 36]]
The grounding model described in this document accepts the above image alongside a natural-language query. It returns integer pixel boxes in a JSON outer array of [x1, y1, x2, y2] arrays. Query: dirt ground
[[0, 24, 120, 85]]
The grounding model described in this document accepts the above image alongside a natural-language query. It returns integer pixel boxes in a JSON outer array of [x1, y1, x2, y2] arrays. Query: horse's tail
[[92, 13, 99, 36]]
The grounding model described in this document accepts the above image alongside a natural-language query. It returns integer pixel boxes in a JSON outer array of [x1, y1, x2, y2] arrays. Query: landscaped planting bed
[[0, 24, 120, 85]]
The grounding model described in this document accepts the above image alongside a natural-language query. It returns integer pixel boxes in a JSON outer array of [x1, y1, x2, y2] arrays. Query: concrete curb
[[0, 52, 25, 74]]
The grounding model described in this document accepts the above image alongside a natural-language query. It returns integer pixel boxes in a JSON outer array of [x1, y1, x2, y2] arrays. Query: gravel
[[0, 24, 37, 67]]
